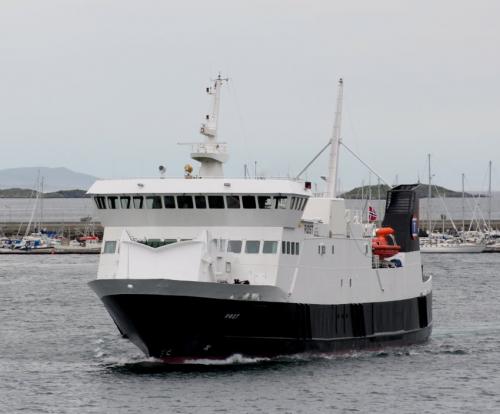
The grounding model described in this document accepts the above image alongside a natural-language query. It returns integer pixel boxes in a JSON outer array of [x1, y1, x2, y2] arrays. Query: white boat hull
[[420, 244, 485, 253]]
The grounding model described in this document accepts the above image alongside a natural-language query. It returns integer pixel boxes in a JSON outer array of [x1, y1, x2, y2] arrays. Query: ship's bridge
[[88, 178, 312, 228]]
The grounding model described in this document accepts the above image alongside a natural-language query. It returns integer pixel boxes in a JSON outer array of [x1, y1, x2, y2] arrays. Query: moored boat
[[420, 239, 485, 253]]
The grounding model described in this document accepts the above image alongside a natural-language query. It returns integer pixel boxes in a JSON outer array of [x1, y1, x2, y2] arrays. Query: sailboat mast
[[326, 78, 344, 198], [25, 173, 41, 237], [39, 176, 44, 233], [462, 173, 465, 233], [427, 154, 432, 233], [488, 160, 492, 230]]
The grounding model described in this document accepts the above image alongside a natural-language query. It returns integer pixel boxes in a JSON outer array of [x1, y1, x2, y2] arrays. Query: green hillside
[[339, 184, 473, 199]]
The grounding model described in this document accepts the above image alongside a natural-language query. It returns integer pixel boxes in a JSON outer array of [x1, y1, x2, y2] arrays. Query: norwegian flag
[[368, 205, 377, 222]]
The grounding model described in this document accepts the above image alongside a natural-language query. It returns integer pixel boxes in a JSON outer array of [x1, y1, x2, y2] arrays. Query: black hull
[[92, 281, 432, 361]]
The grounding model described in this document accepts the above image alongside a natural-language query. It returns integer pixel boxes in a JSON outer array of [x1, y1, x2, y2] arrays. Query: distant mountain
[[339, 184, 473, 199], [0, 167, 98, 191]]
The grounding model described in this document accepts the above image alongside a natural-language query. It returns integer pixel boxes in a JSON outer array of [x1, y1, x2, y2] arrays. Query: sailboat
[[420, 163, 485, 253]]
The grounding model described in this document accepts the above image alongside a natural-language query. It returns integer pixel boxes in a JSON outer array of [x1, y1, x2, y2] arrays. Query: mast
[[326, 78, 344, 198], [488, 160, 492, 230], [427, 154, 432, 233], [39, 176, 44, 233], [377, 177, 381, 226], [25, 172, 41, 237], [368, 173, 372, 222], [191, 74, 229, 177], [462, 173, 465, 233]]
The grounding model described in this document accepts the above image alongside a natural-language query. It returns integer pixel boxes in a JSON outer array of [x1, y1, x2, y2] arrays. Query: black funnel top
[[382, 184, 421, 252]]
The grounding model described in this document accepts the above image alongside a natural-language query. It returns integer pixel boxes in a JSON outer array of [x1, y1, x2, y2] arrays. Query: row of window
[[282, 241, 300, 255], [102, 238, 301, 256], [94, 195, 308, 211], [226, 240, 278, 254]]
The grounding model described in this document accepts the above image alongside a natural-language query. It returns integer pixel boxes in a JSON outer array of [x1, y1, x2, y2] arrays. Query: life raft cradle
[[372, 227, 401, 259]]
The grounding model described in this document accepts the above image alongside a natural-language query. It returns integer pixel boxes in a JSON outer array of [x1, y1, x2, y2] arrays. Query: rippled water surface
[[1, 254, 500, 413]]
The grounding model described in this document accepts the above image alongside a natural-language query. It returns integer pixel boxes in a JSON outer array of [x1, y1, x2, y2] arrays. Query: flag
[[368, 206, 377, 222]]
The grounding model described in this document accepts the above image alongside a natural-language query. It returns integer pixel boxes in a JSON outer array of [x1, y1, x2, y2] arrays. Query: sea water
[[0, 253, 499, 413]]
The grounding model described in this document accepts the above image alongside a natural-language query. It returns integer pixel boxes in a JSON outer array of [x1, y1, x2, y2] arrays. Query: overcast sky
[[0, 0, 499, 192]]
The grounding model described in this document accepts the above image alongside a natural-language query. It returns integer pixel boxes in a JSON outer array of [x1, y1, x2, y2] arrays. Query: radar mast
[[191, 74, 229, 177]]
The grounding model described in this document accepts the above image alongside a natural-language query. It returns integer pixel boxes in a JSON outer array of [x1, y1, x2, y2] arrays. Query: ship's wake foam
[[93, 336, 445, 372], [183, 354, 270, 365]]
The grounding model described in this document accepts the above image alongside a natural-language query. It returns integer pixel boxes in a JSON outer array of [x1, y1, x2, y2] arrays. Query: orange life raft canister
[[372, 227, 401, 259]]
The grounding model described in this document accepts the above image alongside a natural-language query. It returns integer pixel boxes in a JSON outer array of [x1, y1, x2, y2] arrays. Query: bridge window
[[177, 195, 194, 209], [226, 195, 241, 209], [301, 199, 308, 211], [103, 241, 117, 254], [164, 196, 176, 209], [286, 241, 291, 254], [195, 195, 207, 209], [263, 241, 278, 254], [242, 195, 256, 209], [282, 241, 286, 254], [227, 240, 242, 253], [94, 196, 106, 209], [107, 196, 118, 209], [133, 196, 144, 209], [291, 197, 297, 210], [296, 242, 300, 255], [208, 195, 225, 209], [295, 198, 303, 210], [295, 197, 308, 211], [146, 196, 162, 209], [245, 240, 260, 254], [274, 196, 288, 209], [120, 196, 131, 209], [258, 196, 273, 209]]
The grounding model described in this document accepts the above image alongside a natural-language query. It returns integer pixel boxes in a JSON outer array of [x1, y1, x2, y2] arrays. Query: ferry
[[88, 76, 432, 362]]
